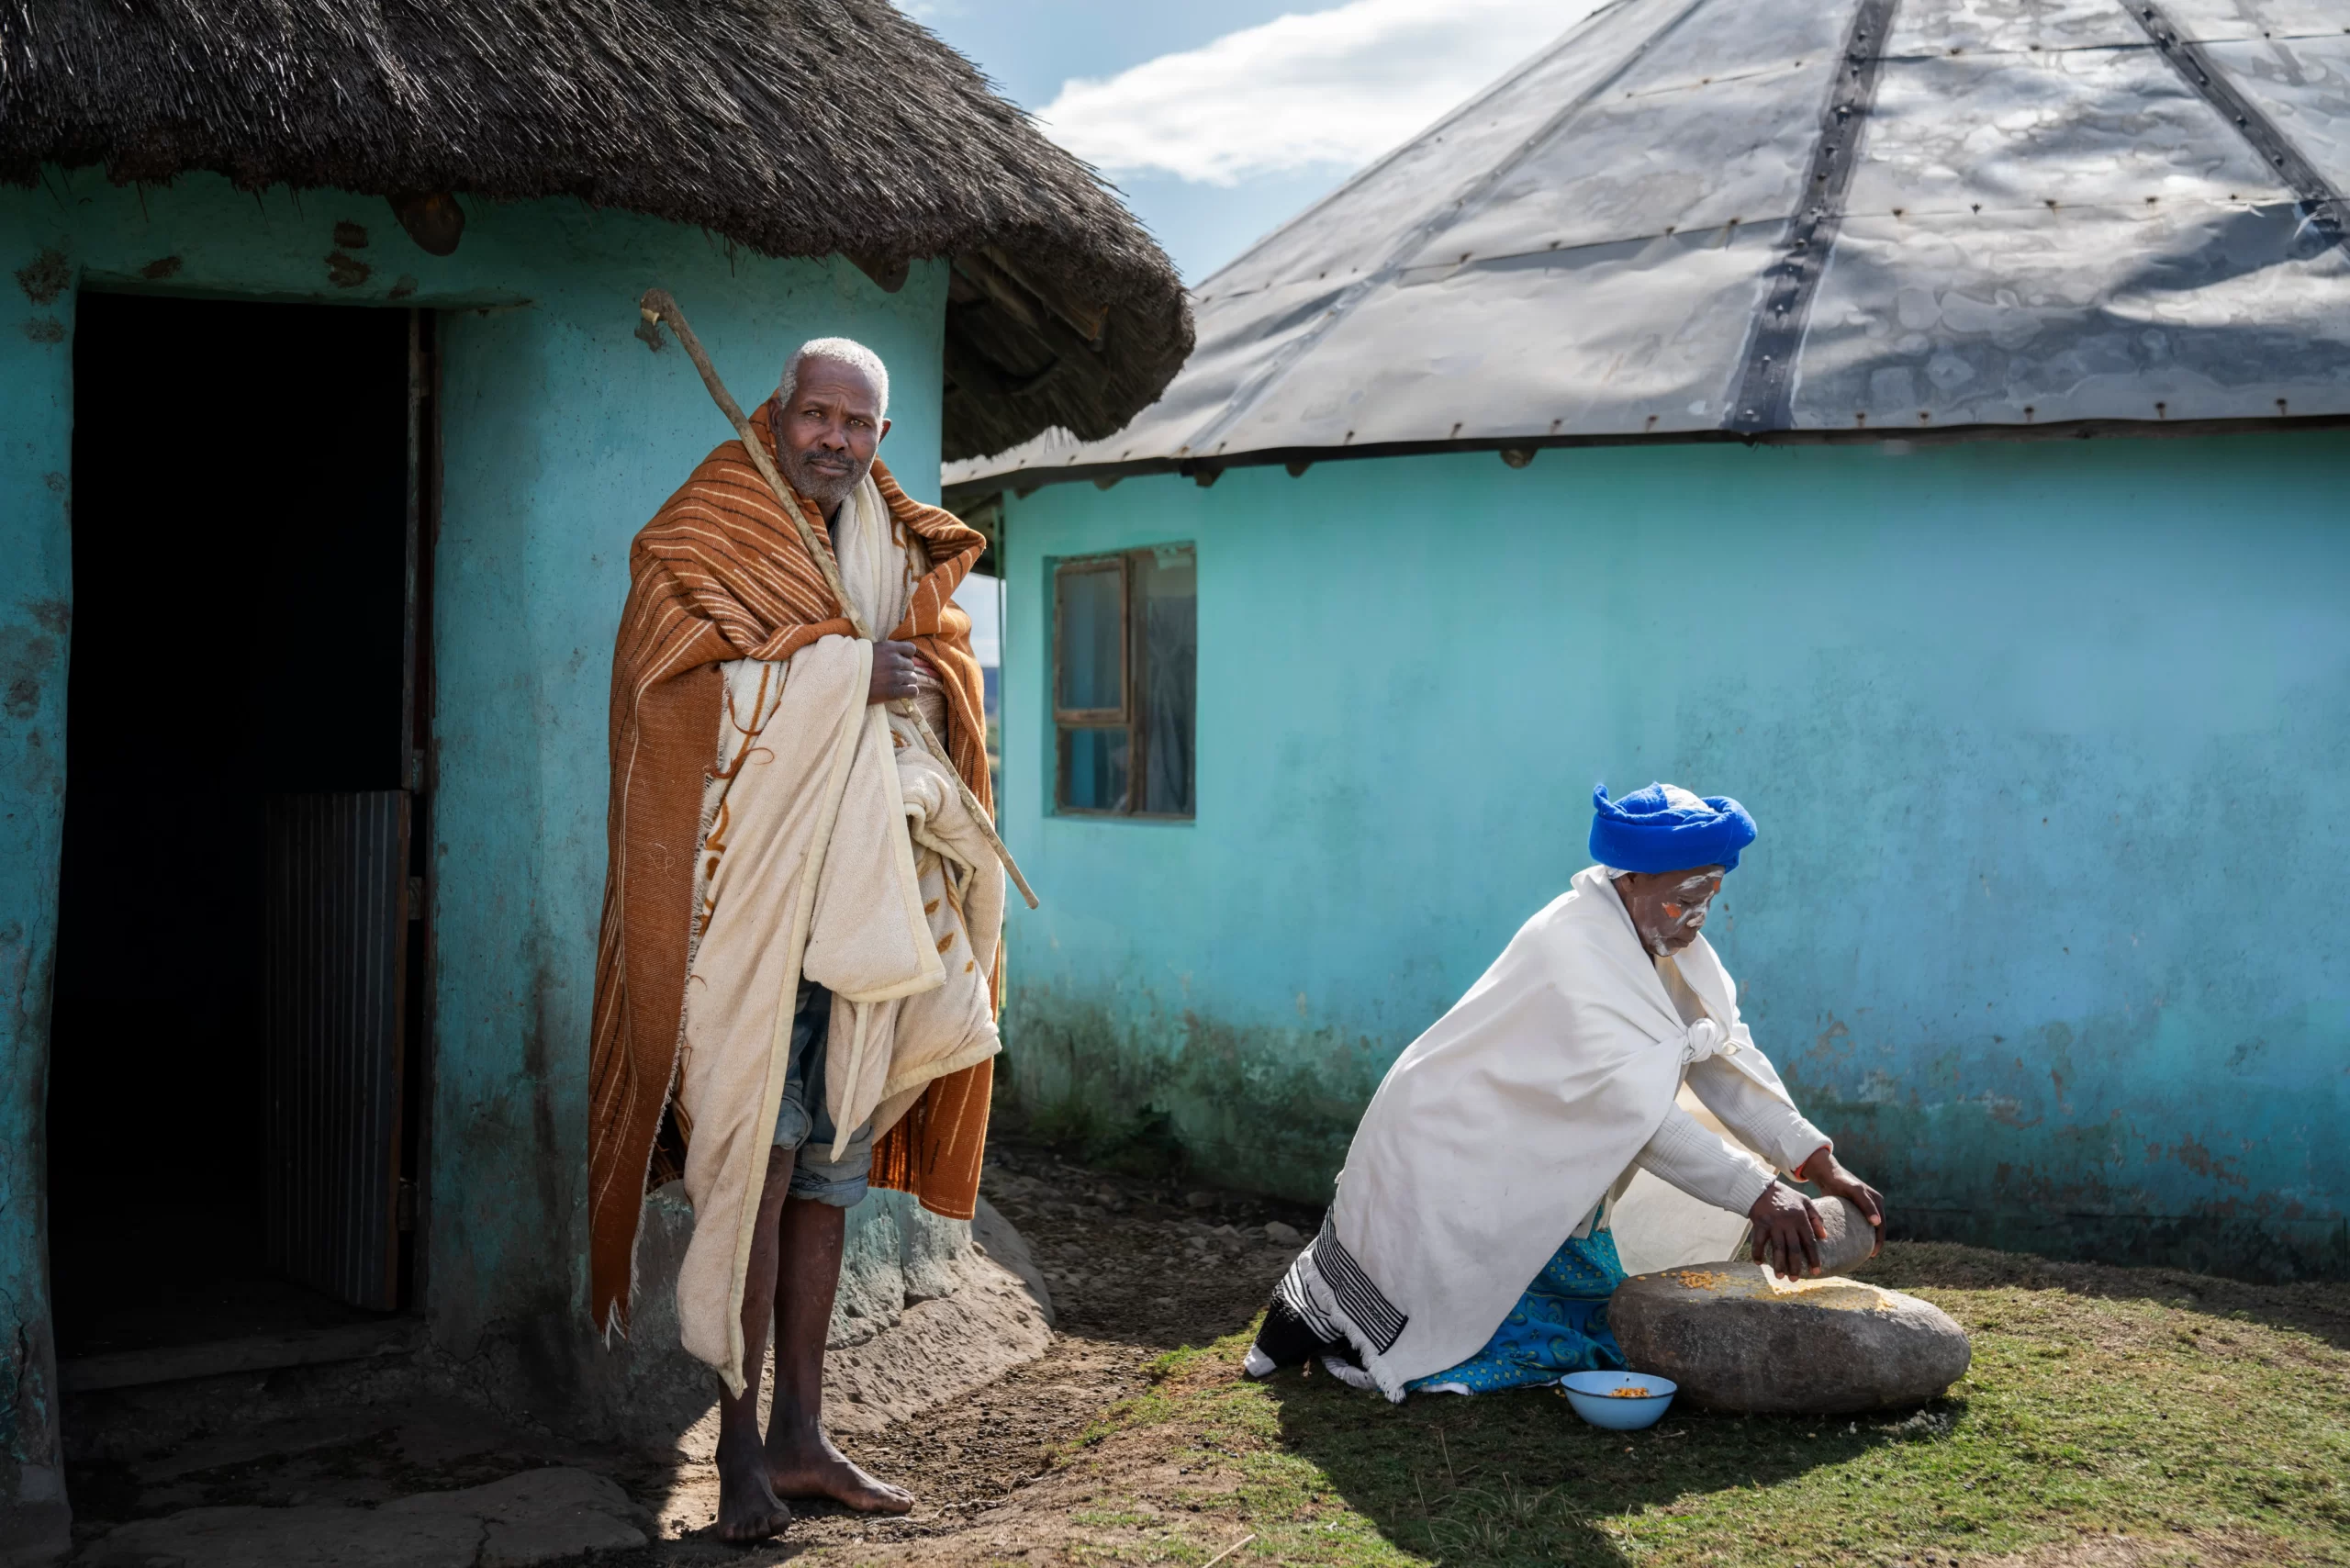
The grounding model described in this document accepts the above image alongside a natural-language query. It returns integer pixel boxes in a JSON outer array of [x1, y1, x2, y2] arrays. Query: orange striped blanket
[[588, 407, 992, 1338]]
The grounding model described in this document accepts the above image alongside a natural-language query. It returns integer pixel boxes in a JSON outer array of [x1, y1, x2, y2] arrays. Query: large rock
[[1610, 1261, 1969, 1414], [972, 1197, 1057, 1327], [584, 1184, 1056, 1452]]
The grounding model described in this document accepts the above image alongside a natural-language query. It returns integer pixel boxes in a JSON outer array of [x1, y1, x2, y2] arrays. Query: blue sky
[[923, 2, 1612, 655], [901, 2, 1345, 282], [902, 1, 1604, 284]]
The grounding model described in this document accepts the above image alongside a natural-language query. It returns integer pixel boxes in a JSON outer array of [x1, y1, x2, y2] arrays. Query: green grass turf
[[1059, 1243, 2349, 1566]]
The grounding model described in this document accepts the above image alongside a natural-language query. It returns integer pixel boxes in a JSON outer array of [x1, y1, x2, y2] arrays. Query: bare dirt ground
[[619, 1138, 1323, 1563], [61, 1137, 1320, 1566]]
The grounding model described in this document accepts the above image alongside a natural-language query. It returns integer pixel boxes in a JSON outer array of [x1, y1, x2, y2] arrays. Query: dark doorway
[[50, 294, 433, 1361]]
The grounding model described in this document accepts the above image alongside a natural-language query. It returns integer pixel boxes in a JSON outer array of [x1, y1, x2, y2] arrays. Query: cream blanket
[[671, 605, 1004, 1391], [1293, 865, 1798, 1400]]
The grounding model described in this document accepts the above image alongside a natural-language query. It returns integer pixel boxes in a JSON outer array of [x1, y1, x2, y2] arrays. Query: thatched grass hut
[[0, 5, 1186, 1556], [0, 0, 1190, 454]]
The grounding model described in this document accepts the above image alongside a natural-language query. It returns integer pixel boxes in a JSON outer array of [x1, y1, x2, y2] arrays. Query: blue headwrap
[[1589, 782, 1757, 874]]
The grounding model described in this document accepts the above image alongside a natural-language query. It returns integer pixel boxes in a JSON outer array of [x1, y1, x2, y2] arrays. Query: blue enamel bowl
[[1560, 1370, 1677, 1429]]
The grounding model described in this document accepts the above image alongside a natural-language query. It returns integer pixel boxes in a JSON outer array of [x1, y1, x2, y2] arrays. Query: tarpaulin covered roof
[[954, 0, 2350, 491]]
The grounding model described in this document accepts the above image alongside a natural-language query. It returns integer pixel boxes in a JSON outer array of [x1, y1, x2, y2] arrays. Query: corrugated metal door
[[262, 790, 411, 1311]]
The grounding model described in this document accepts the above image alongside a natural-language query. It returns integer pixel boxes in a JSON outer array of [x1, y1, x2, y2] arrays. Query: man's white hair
[[778, 337, 890, 420]]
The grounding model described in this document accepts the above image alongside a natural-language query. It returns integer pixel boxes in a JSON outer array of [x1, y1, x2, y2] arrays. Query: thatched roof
[[0, 0, 1190, 460]]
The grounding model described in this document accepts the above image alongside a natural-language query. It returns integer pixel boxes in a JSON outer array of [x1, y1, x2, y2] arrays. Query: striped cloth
[[588, 406, 992, 1338]]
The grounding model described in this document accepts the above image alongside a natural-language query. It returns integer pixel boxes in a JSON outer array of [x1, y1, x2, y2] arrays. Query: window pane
[[1057, 562, 1124, 711], [1060, 726, 1130, 811], [1136, 546, 1196, 816]]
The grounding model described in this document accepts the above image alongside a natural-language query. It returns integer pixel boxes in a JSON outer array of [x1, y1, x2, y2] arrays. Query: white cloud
[[1036, 0, 1606, 186]]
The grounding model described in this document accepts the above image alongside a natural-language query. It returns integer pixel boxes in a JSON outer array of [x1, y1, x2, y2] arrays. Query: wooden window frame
[[1053, 547, 1192, 820], [1053, 554, 1128, 730]]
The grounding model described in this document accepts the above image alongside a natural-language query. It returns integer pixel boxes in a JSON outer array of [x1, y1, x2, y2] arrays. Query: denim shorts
[[772, 980, 874, 1208]]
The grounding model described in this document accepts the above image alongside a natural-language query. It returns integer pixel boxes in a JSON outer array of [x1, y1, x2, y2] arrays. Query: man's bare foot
[[767, 1429, 914, 1515], [716, 1432, 794, 1542]]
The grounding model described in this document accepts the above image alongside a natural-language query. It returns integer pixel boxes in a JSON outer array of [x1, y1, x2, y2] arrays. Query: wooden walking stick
[[637, 286, 1039, 910]]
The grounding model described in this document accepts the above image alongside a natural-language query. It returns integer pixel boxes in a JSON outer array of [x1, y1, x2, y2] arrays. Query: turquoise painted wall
[[0, 171, 946, 1540], [995, 432, 2350, 1281]]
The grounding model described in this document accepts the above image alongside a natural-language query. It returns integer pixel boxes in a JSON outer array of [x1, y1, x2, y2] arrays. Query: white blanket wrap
[[668, 481, 1004, 1394], [1297, 865, 1797, 1400]]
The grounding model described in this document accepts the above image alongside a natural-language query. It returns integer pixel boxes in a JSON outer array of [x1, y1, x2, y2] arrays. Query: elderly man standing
[[587, 339, 1004, 1540], [1246, 784, 1885, 1399]]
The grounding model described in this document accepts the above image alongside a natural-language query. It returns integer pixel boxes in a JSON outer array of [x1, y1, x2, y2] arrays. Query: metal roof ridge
[[1180, 0, 1653, 297], [1170, 0, 1729, 461], [2124, 0, 2349, 263]]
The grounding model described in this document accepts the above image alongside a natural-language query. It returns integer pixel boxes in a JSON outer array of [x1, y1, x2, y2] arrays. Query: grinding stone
[[1797, 1193, 1879, 1277], [1609, 1261, 1970, 1414], [1719, 1193, 1877, 1276]]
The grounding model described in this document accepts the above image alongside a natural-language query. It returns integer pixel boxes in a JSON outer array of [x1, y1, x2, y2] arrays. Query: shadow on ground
[[1852, 1242, 2350, 1354], [1259, 1363, 1945, 1563], [64, 1153, 2346, 1567], [1224, 1239, 2349, 1567]]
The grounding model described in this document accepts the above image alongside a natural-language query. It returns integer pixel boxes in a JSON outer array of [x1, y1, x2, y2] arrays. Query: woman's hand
[[1747, 1182, 1826, 1277], [1796, 1147, 1886, 1258]]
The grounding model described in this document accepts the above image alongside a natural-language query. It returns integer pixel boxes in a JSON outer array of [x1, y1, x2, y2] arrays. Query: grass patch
[[1052, 1243, 2349, 1566]]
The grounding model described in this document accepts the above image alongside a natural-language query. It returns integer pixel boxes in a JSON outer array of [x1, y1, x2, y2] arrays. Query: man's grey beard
[[781, 446, 870, 513]]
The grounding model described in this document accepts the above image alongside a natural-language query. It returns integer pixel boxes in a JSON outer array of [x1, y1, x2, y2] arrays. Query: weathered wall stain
[[2165, 1133, 2249, 1188], [994, 432, 2350, 1282], [0, 631, 57, 722], [2, 917, 62, 1463], [13, 249, 65, 304], [325, 251, 371, 288], [0, 883, 62, 1550], [1002, 989, 1376, 1204], [18, 319, 61, 345]]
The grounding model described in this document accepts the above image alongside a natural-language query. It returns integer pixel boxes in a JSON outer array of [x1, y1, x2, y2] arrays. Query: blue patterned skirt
[[1404, 1227, 1629, 1395]]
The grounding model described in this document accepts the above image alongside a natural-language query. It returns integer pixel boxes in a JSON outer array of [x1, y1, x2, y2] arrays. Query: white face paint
[[1625, 868, 1726, 956], [1656, 872, 1719, 952]]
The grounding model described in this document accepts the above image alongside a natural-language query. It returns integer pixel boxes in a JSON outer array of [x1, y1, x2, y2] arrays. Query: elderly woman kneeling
[[1247, 783, 1886, 1398]]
